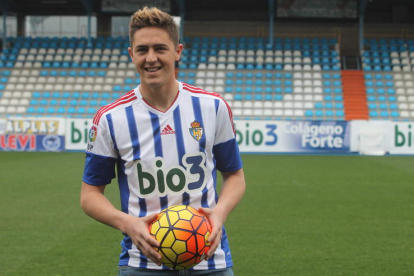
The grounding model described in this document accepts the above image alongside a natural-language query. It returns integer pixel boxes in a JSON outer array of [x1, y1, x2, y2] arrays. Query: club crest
[[189, 121, 203, 142]]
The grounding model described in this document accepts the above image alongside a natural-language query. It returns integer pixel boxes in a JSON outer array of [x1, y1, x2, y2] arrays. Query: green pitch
[[0, 152, 413, 275]]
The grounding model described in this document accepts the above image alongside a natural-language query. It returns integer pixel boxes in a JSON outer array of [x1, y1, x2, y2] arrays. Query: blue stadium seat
[[234, 94, 242, 101], [254, 87, 263, 93], [379, 103, 387, 110], [387, 88, 395, 94], [391, 111, 399, 118], [254, 95, 262, 100], [380, 111, 389, 118], [390, 103, 398, 110], [285, 87, 293, 93], [244, 94, 253, 100], [81, 92, 90, 99], [315, 110, 323, 117], [315, 102, 323, 109], [377, 88, 385, 94], [27, 107, 35, 114], [88, 107, 96, 114], [305, 110, 313, 117], [245, 87, 253, 93], [364, 74, 372, 80], [67, 107, 75, 114], [274, 87, 282, 93], [336, 110, 344, 117], [274, 80, 282, 86], [57, 107, 66, 114], [61, 92, 70, 99], [77, 107, 86, 114]]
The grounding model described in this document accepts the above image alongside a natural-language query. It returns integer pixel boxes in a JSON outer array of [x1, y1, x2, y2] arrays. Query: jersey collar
[[134, 81, 183, 115]]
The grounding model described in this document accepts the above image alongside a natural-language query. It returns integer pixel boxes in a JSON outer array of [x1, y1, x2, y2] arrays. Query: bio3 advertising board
[[65, 118, 93, 150], [390, 121, 414, 154], [234, 120, 351, 153], [0, 117, 65, 151]]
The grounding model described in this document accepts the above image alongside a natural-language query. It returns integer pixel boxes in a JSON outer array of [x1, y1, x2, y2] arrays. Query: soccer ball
[[149, 205, 212, 270]]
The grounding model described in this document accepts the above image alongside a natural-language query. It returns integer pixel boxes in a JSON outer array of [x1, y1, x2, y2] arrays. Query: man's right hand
[[123, 214, 162, 266]]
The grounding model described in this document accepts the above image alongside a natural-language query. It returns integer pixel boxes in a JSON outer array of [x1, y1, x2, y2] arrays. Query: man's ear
[[128, 47, 134, 60], [175, 44, 183, 61]]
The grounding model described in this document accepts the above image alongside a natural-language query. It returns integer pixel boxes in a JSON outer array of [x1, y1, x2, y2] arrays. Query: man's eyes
[[136, 47, 167, 53]]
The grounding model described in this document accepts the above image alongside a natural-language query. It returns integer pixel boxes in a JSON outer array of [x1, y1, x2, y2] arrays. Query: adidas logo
[[161, 125, 176, 135]]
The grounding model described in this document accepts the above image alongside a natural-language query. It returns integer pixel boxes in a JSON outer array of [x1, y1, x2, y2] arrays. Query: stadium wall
[[184, 21, 414, 57], [0, 117, 413, 155]]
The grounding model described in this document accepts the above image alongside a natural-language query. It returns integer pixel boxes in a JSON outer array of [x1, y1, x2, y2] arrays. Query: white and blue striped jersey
[[83, 81, 243, 270]]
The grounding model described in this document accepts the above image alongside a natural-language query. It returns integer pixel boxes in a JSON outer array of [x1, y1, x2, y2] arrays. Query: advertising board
[[234, 120, 351, 153], [0, 117, 65, 151]]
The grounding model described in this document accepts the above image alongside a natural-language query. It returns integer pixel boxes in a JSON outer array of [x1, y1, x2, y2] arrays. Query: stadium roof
[[0, 0, 413, 19]]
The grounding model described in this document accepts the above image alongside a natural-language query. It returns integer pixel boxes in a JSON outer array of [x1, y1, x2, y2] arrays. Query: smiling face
[[128, 27, 182, 91]]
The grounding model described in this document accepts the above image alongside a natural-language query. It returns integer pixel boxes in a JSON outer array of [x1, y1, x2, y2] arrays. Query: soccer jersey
[[83, 81, 243, 270]]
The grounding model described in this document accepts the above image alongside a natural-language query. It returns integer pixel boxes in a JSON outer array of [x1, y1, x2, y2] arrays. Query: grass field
[[1, 152, 413, 276]]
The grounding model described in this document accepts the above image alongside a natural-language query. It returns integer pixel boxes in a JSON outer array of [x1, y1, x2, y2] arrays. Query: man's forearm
[[214, 169, 246, 221], [80, 182, 131, 233]]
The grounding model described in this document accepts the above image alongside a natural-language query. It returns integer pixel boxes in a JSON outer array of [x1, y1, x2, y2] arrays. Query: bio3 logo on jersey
[[136, 153, 207, 197]]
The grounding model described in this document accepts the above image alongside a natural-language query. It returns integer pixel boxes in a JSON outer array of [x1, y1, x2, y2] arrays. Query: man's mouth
[[145, 67, 162, 72]]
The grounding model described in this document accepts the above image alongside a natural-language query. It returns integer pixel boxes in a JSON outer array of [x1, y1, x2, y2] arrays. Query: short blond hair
[[129, 7, 179, 48]]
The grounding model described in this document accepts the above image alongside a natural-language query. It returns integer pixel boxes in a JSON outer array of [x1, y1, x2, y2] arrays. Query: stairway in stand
[[342, 70, 368, 120]]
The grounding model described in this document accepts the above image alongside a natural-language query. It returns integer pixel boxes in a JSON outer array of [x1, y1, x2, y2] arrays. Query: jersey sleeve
[[213, 98, 243, 172], [82, 116, 118, 186]]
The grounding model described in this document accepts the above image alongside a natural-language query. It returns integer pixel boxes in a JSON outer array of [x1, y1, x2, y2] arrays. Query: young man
[[80, 7, 245, 276]]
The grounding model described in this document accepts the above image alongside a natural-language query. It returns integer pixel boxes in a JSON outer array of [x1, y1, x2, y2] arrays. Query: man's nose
[[146, 49, 157, 63]]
